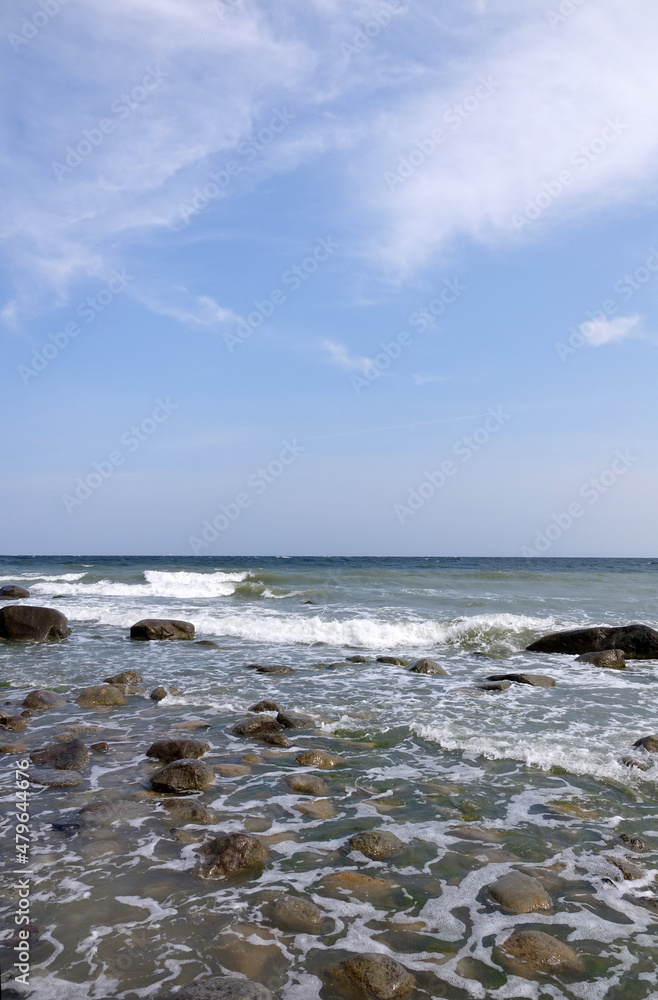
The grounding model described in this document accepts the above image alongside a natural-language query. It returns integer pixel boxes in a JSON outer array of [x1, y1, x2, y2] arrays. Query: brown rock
[[0, 585, 30, 599], [150, 686, 168, 702], [376, 656, 409, 666], [161, 976, 276, 1000], [150, 758, 215, 792], [633, 735, 658, 752], [322, 871, 391, 896], [328, 953, 414, 999], [268, 895, 326, 933], [233, 715, 282, 738], [262, 732, 293, 748], [215, 763, 252, 778], [172, 719, 210, 730], [346, 655, 369, 663], [91, 741, 109, 753], [286, 774, 328, 795], [575, 649, 626, 669], [31, 738, 88, 771], [249, 701, 281, 713], [619, 832, 652, 853], [162, 799, 217, 825], [77, 684, 126, 707], [500, 928, 583, 974], [246, 664, 294, 675], [295, 798, 336, 819], [0, 605, 71, 641], [295, 750, 340, 768], [488, 871, 551, 913], [277, 711, 316, 729], [348, 830, 404, 859], [104, 670, 143, 685], [199, 832, 266, 879], [22, 690, 67, 709], [409, 658, 448, 675], [0, 714, 29, 730], [477, 680, 511, 692], [621, 756, 650, 771], [130, 618, 194, 640], [606, 855, 644, 880], [146, 739, 210, 763], [0, 742, 28, 753]]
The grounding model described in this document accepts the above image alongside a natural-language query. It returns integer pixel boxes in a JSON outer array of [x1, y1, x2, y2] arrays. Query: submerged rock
[[0, 585, 30, 599], [30, 767, 83, 787], [104, 669, 143, 685], [77, 684, 126, 707], [268, 895, 326, 933], [348, 830, 404, 859], [633, 734, 658, 752], [22, 689, 67, 710], [487, 673, 556, 687], [263, 733, 293, 748], [199, 832, 266, 879], [146, 738, 210, 763], [488, 871, 551, 913], [162, 799, 217, 825], [295, 798, 336, 819], [619, 831, 653, 853], [376, 656, 409, 666], [150, 758, 215, 792], [194, 640, 222, 649], [215, 763, 252, 778], [346, 655, 369, 663], [163, 976, 277, 1000], [606, 855, 644, 880], [328, 953, 415, 999], [575, 649, 626, 669], [31, 738, 88, 771], [499, 928, 583, 974], [527, 624, 658, 658], [249, 700, 281, 713], [286, 773, 328, 795], [0, 714, 29, 730], [477, 680, 511, 692], [277, 711, 316, 729], [621, 756, 650, 770], [0, 605, 71, 642], [130, 618, 195, 640], [233, 715, 283, 738], [409, 657, 448, 675], [246, 664, 294, 675], [295, 749, 340, 768]]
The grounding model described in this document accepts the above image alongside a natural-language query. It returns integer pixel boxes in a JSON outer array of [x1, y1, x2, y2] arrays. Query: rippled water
[[1, 557, 657, 1000]]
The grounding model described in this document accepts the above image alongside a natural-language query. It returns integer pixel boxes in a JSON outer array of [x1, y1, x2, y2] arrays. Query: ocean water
[[0, 556, 657, 1000]]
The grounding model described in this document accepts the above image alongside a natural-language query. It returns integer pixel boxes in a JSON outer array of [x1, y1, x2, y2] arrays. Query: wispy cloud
[[578, 314, 642, 347], [321, 338, 373, 371]]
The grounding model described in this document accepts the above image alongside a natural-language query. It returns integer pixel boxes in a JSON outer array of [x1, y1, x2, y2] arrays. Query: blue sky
[[1, 0, 657, 556]]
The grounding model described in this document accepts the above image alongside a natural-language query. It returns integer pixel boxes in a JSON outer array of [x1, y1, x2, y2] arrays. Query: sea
[[0, 556, 657, 1000]]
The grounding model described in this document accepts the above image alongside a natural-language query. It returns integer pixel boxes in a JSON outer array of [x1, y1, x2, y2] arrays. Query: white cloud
[[578, 314, 641, 347], [321, 338, 372, 371]]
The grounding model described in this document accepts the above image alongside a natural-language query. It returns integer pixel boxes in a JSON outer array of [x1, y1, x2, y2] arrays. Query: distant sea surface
[[1, 556, 657, 999]]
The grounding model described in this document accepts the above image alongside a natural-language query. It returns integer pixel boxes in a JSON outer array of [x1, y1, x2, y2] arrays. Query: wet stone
[[0, 743, 28, 753], [409, 657, 448, 675], [22, 689, 67, 710], [30, 767, 83, 787], [233, 715, 283, 738], [328, 953, 415, 1000], [606, 855, 644, 880], [500, 928, 583, 974], [77, 684, 126, 707], [0, 715, 29, 730], [150, 758, 215, 793], [31, 738, 88, 771], [575, 648, 626, 669], [199, 832, 266, 879], [346, 655, 369, 663], [477, 680, 512, 692], [91, 741, 109, 753], [487, 673, 556, 687], [104, 669, 142, 685], [150, 686, 168, 702], [376, 656, 409, 666], [249, 700, 281, 713], [262, 732, 293, 747], [268, 894, 326, 933], [295, 749, 340, 768], [348, 830, 404, 860], [619, 832, 653, 853], [0, 585, 30, 599], [488, 871, 551, 913], [162, 976, 277, 1000], [295, 798, 336, 819], [246, 664, 294, 675], [215, 763, 252, 778], [286, 773, 329, 795], [633, 734, 658, 752], [277, 711, 316, 729], [621, 756, 650, 770], [130, 618, 195, 640], [146, 738, 210, 763], [162, 799, 217, 825]]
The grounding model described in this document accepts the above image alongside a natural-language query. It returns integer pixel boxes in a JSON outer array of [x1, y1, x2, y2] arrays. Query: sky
[[1, 0, 657, 557]]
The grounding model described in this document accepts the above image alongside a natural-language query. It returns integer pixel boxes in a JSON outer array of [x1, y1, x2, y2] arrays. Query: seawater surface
[[1, 556, 657, 1000]]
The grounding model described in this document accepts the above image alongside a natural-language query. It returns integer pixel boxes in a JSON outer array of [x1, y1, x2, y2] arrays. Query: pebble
[[487, 871, 551, 913], [286, 774, 329, 795]]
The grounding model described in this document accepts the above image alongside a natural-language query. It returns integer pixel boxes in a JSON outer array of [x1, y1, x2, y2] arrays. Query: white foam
[[29, 569, 250, 600]]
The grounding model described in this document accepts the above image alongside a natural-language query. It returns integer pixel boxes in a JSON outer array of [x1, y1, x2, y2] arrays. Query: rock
[[104, 670, 142, 685], [277, 711, 316, 729], [0, 606, 71, 642], [249, 701, 281, 713], [194, 640, 221, 649], [77, 684, 127, 707], [162, 799, 217, 825], [295, 750, 340, 768], [487, 673, 556, 687], [150, 686, 168, 702], [621, 756, 650, 770], [146, 739, 210, 763], [150, 758, 215, 792], [575, 649, 626, 669], [0, 585, 30, 599], [78, 799, 147, 825], [295, 798, 336, 819], [0, 714, 29, 730], [527, 624, 658, 659], [500, 929, 583, 974], [488, 871, 551, 913], [409, 657, 448, 675], [376, 656, 409, 666], [263, 733, 293, 748], [477, 680, 511, 692], [349, 830, 404, 859], [199, 832, 266, 879], [162, 976, 276, 1000], [606, 855, 644, 880], [0, 743, 28, 753], [286, 774, 328, 795], [246, 664, 294, 675], [328, 953, 415, 1000], [52, 815, 84, 832], [30, 767, 83, 787], [233, 715, 283, 738], [22, 690, 67, 710], [215, 763, 251, 778], [633, 735, 658, 752], [322, 871, 391, 896], [31, 738, 88, 770], [619, 832, 652, 852], [268, 895, 326, 933], [130, 618, 195, 640], [346, 655, 369, 663], [91, 741, 109, 753], [173, 719, 210, 731]]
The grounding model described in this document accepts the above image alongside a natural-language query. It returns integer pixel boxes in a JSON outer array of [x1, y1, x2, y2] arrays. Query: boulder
[[376, 656, 409, 666], [295, 799, 336, 819], [31, 739, 88, 771], [409, 657, 448, 675], [348, 830, 404, 860], [22, 690, 67, 710], [346, 655, 369, 663], [146, 739, 210, 763], [162, 799, 217, 825], [527, 624, 658, 658], [0, 714, 28, 730], [215, 763, 252, 778], [246, 664, 294, 675], [487, 673, 556, 687], [500, 929, 583, 974], [130, 619, 194, 640], [150, 758, 215, 792], [104, 669, 143, 685], [0, 585, 30, 599], [0, 606, 70, 642], [199, 832, 266, 879], [575, 649, 626, 669], [77, 684, 126, 707], [268, 895, 326, 934], [619, 832, 652, 853], [30, 767, 83, 787], [328, 953, 414, 1000], [150, 686, 168, 702], [286, 774, 328, 795], [295, 750, 340, 768], [233, 715, 283, 738], [277, 711, 316, 730], [606, 855, 644, 880], [488, 871, 551, 913], [633, 735, 658, 752], [162, 976, 276, 1000], [263, 733, 293, 748], [249, 701, 281, 713], [477, 680, 511, 692]]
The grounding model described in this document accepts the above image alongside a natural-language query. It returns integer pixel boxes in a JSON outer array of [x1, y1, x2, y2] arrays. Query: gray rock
[[575, 649, 626, 669], [199, 832, 266, 879], [249, 700, 281, 713], [477, 680, 512, 692], [163, 976, 276, 1000], [527, 624, 658, 659], [346, 655, 369, 663], [130, 618, 195, 640], [409, 657, 448, 675], [619, 832, 653, 853], [30, 767, 83, 787], [22, 690, 67, 710], [268, 895, 326, 933], [104, 670, 143, 685], [488, 871, 551, 913], [0, 585, 30, 599], [77, 684, 126, 707], [500, 929, 583, 974], [621, 756, 650, 770], [349, 830, 404, 859], [276, 711, 316, 729], [161, 799, 218, 825], [328, 953, 415, 999], [262, 733, 293, 748], [31, 738, 88, 771], [487, 673, 556, 687], [78, 800, 147, 825], [246, 664, 294, 675], [376, 656, 409, 666], [633, 734, 658, 752], [233, 715, 283, 738], [194, 640, 222, 649], [146, 739, 210, 763], [150, 758, 215, 792], [606, 855, 644, 880], [286, 773, 328, 795], [150, 686, 168, 702], [0, 605, 71, 642]]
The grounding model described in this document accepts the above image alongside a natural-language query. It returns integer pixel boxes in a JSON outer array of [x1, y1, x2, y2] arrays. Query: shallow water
[[1, 557, 657, 999]]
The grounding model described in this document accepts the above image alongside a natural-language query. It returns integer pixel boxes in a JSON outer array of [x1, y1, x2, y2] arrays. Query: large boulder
[[499, 929, 583, 974], [162, 977, 277, 1000], [31, 739, 88, 771], [199, 832, 266, 879], [527, 624, 658, 658], [77, 684, 126, 707], [22, 690, 67, 710], [328, 954, 415, 1000], [348, 830, 404, 860], [130, 619, 194, 640], [488, 871, 551, 913], [150, 759, 214, 792], [0, 585, 30, 599], [146, 739, 210, 763], [0, 606, 70, 642]]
